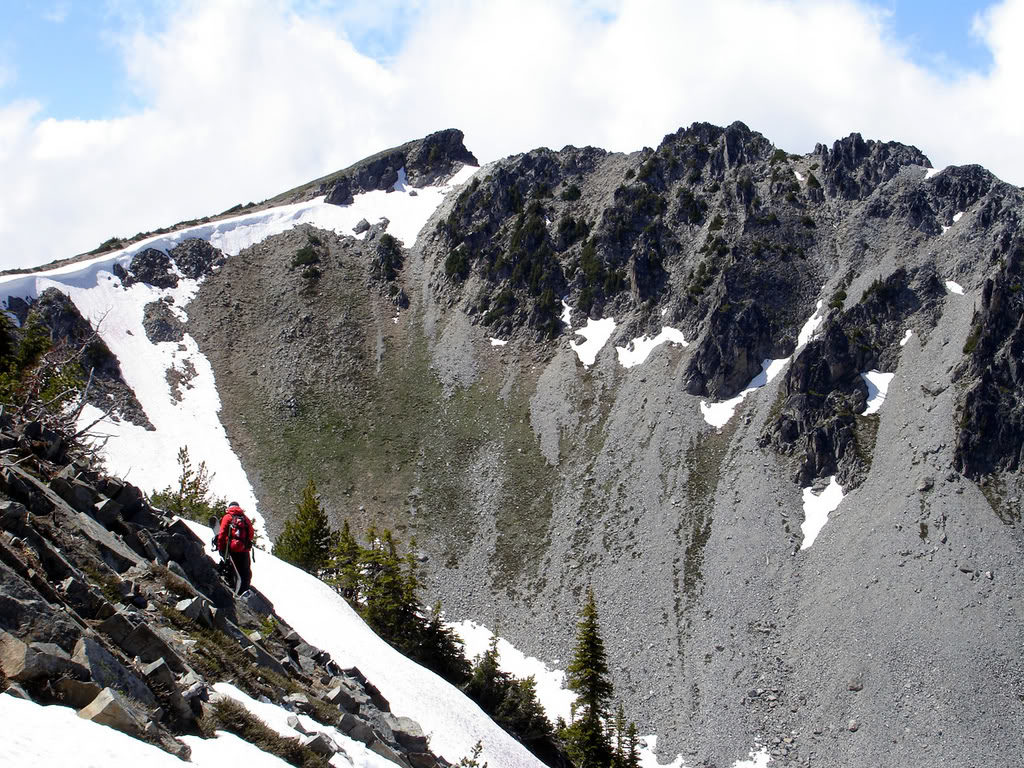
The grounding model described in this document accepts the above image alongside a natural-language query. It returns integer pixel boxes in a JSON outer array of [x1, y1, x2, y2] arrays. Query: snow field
[[860, 370, 894, 415], [945, 280, 964, 295], [490, 337, 508, 346], [900, 329, 913, 347], [799, 476, 845, 549], [180, 520, 547, 768]]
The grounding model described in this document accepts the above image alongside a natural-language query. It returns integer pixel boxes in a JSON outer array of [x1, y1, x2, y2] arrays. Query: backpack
[[226, 509, 251, 551]]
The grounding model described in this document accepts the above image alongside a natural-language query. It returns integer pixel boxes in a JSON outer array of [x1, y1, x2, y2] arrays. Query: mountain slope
[[3, 124, 1023, 768]]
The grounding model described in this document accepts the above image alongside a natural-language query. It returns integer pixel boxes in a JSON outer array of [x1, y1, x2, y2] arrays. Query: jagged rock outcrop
[[142, 298, 186, 343], [315, 129, 478, 206]]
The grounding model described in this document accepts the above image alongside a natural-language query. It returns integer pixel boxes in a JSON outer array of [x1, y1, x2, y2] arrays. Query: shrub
[[806, 172, 821, 189], [291, 245, 319, 267], [445, 246, 471, 280], [150, 446, 226, 524], [770, 148, 788, 164], [800, 215, 816, 229], [708, 213, 725, 231], [560, 184, 582, 202]]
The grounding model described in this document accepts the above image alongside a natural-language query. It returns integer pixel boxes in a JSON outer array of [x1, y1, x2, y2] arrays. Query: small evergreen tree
[[565, 586, 614, 768], [465, 633, 507, 713], [272, 477, 334, 574], [625, 722, 640, 768], [326, 519, 361, 599], [611, 703, 627, 768], [151, 446, 226, 523]]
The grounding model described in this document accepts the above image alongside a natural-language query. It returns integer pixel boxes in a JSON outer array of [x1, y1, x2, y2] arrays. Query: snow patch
[[392, 166, 408, 193], [615, 327, 688, 368], [449, 620, 576, 724], [797, 300, 824, 348], [953, 211, 964, 222], [699, 358, 787, 429], [490, 337, 508, 347], [800, 476, 845, 549], [900, 329, 913, 347], [924, 166, 946, 179], [793, 170, 805, 182], [731, 748, 772, 768], [212, 682, 397, 768], [945, 280, 964, 295], [860, 370, 894, 415], [570, 316, 616, 368], [560, 299, 573, 328]]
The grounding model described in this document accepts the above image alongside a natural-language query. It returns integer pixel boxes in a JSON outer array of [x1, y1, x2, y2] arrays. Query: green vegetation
[[0, 313, 84, 410], [770, 148, 788, 164], [708, 213, 724, 231], [445, 245, 471, 281], [806, 172, 821, 189], [560, 588, 639, 768], [291, 244, 319, 268], [800, 214, 816, 229], [203, 698, 329, 768], [829, 288, 847, 310], [560, 183, 582, 202], [150, 446, 227, 524], [272, 477, 335, 574]]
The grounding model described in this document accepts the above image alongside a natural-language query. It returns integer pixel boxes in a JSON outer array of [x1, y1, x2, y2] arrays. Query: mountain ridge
[[2, 121, 1023, 768]]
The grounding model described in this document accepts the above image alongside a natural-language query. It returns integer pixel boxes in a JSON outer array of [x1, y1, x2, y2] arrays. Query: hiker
[[215, 501, 255, 595]]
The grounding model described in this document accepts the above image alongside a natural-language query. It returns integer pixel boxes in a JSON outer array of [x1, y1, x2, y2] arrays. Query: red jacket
[[217, 506, 254, 554]]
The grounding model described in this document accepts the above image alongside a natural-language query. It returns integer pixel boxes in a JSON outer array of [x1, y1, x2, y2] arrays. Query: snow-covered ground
[[0, 165, 478, 530], [945, 280, 964, 295], [615, 327, 688, 368], [570, 316, 617, 367], [800, 476, 845, 549], [860, 370, 894, 415], [900, 329, 913, 347]]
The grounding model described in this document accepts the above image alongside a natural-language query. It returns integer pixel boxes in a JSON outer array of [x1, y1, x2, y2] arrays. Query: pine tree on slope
[[565, 586, 614, 768], [272, 477, 335, 574]]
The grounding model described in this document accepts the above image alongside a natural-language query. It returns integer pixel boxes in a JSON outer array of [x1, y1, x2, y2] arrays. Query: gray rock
[[55, 677, 104, 708], [77, 687, 145, 737], [286, 714, 310, 735], [283, 691, 313, 714], [300, 732, 340, 756], [848, 719, 860, 732], [0, 630, 88, 683], [142, 300, 185, 344], [175, 596, 215, 628], [353, 218, 371, 234], [73, 637, 157, 708]]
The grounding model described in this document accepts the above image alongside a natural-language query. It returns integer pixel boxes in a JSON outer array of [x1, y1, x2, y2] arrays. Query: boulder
[[283, 691, 313, 714], [300, 732, 340, 757], [98, 612, 135, 645], [50, 476, 99, 515], [55, 677, 104, 708], [142, 300, 185, 344], [326, 681, 370, 712], [175, 597, 215, 628], [73, 637, 157, 708], [141, 658, 193, 724], [92, 497, 123, 527], [368, 738, 404, 765], [388, 714, 428, 751], [286, 714, 310, 735], [0, 630, 88, 683], [121, 624, 184, 672], [77, 687, 145, 737]]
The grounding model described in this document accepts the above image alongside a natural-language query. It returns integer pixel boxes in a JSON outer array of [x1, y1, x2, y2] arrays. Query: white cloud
[[1, 0, 1023, 271], [43, 3, 70, 24]]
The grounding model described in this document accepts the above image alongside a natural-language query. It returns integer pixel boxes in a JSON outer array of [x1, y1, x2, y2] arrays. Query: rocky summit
[[2, 123, 1024, 768]]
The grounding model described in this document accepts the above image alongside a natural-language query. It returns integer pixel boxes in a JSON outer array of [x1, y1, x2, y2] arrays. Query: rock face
[[182, 121, 1024, 768], [23, 288, 152, 428], [303, 128, 478, 206], [0, 410, 448, 768]]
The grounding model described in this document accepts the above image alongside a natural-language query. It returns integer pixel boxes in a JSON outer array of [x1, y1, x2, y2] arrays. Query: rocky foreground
[[0, 412, 447, 767]]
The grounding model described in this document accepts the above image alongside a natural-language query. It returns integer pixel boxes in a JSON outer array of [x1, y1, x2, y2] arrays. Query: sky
[[0, 0, 1021, 270]]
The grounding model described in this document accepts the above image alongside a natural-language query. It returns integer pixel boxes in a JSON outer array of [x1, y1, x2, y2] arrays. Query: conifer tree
[[272, 477, 334, 574], [151, 446, 225, 523], [327, 519, 361, 599], [565, 586, 614, 768], [625, 722, 640, 768], [611, 703, 627, 768]]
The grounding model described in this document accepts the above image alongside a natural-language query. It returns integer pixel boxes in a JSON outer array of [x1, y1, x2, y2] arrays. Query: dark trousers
[[229, 551, 252, 594]]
